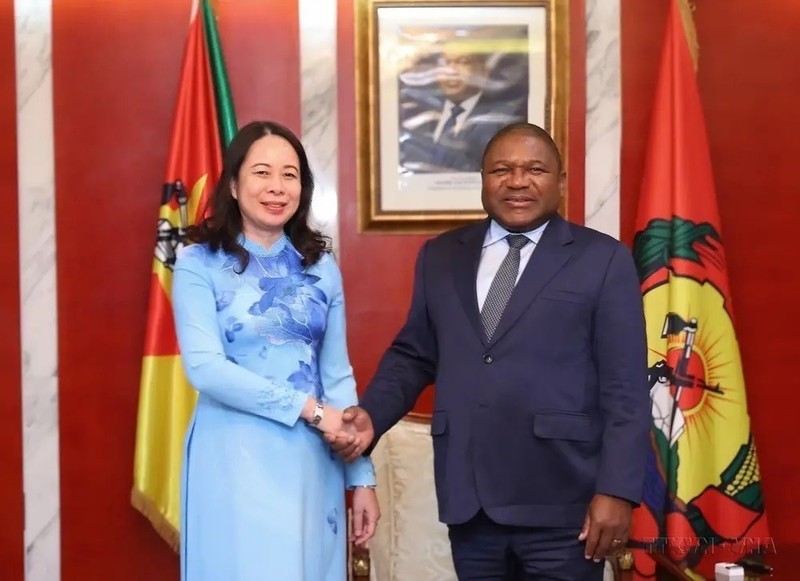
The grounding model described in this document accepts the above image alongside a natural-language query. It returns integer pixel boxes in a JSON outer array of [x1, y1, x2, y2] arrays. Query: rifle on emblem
[[155, 180, 189, 270]]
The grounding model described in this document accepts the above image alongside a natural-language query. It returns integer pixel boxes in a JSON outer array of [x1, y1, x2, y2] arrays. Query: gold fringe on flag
[[131, 487, 180, 551]]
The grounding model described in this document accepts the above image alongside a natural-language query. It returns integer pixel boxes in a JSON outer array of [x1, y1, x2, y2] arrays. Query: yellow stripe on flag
[[132, 355, 197, 549]]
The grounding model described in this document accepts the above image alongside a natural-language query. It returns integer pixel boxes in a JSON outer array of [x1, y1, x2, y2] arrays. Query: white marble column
[[584, 0, 621, 239], [298, 0, 340, 256], [15, 0, 60, 579]]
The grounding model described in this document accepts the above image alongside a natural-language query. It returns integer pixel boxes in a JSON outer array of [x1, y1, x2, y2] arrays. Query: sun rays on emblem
[[643, 273, 750, 503]]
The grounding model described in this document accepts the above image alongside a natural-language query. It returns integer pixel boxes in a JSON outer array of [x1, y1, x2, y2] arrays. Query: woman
[[172, 120, 379, 580]]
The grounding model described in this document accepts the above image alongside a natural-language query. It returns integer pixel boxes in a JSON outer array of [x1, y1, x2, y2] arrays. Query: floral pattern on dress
[[245, 249, 328, 349], [221, 245, 329, 399], [287, 359, 321, 395], [327, 508, 338, 535]]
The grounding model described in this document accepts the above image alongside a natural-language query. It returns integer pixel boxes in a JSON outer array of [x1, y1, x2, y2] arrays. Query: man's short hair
[[481, 122, 563, 171]]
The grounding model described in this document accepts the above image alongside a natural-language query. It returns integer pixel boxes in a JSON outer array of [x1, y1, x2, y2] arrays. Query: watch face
[[313, 404, 324, 425]]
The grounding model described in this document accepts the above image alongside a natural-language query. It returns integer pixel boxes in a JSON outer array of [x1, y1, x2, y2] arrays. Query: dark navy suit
[[360, 215, 651, 579]]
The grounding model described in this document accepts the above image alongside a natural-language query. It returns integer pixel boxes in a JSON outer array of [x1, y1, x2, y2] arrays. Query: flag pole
[[676, 0, 699, 70], [189, 0, 200, 22]]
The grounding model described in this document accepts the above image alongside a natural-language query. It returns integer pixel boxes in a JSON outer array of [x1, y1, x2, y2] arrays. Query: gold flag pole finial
[[677, 0, 700, 71]]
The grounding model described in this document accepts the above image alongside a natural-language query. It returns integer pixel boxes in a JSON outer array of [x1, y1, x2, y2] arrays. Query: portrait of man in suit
[[398, 26, 530, 175]]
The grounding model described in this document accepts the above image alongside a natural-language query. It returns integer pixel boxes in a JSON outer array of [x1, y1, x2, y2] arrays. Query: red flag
[[131, 0, 236, 548], [628, 0, 770, 578]]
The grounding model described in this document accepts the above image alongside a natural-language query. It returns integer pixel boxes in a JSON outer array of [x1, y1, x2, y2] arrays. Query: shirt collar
[[237, 232, 295, 257], [482, 219, 549, 249]]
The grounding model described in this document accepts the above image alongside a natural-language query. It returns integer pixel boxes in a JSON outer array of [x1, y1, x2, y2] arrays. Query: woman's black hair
[[187, 120, 329, 271]]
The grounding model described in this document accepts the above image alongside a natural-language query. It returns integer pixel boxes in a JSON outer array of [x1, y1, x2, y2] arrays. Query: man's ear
[[559, 171, 567, 197]]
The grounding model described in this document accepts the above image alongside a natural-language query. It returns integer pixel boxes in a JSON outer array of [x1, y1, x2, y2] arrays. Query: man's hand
[[323, 406, 374, 463], [578, 494, 632, 562]]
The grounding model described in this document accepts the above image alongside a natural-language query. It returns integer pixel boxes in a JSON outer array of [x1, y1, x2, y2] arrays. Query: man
[[331, 123, 650, 580], [399, 42, 527, 174]]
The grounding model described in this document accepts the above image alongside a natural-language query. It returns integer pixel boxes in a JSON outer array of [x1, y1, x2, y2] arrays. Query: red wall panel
[[620, 0, 668, 247], [338, 0, 587, 414], [52, 1, 300, 578], [622, 0, 800, 548], [216, 0, 301, 132], [567, 0, 586, 226], [0, 0, 24, 578], [694, 0, 800, 548]]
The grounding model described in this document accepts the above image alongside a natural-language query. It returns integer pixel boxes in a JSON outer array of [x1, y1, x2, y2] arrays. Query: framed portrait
[[356, 0, 570, 233]]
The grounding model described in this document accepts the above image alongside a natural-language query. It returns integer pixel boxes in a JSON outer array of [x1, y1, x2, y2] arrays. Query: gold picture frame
[[356, 0, 570, 234]]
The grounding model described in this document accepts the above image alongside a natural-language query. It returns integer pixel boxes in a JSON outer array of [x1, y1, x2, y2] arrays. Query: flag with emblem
[[626, 1, 770, 579], [131, 0, 236, 549]]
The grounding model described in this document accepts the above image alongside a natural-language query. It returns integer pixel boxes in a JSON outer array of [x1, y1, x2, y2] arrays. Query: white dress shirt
[[476, 220, 549, 310]]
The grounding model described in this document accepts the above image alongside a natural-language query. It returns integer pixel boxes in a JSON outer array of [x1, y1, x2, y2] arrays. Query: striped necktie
[[480, 234, 530, 341]]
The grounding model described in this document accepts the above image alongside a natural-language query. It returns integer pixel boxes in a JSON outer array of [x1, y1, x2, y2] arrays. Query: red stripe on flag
[[163, 10, 222, 192], [142, 273, 179, 356], [693, 486, 761, 540]]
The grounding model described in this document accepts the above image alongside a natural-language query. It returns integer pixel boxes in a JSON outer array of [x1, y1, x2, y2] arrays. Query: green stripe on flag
[[202, 0, 237, 146]]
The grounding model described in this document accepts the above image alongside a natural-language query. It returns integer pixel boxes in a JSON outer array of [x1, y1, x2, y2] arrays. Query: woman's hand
[[351, 486, 380, 546], [316, 404, 344, 435], [301, 398, 359, 445]]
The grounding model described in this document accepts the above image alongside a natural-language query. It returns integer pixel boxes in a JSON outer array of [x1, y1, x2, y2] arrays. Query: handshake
[[301, 399, 381, 546], [302, 399, 375, 462]]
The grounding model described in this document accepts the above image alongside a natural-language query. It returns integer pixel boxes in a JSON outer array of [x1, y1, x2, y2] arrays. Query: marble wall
[[299, 0, 341, 255], [584, 0, 622, 240], [14, 0, 60, 579]]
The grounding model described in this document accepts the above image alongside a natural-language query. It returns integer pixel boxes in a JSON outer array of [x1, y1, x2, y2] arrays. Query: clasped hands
[[322, 405, 375, 462], [301, 398, 374, 458]]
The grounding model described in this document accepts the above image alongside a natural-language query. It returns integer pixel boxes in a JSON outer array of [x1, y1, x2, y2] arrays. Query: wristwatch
[[310, 402, 324, 426]]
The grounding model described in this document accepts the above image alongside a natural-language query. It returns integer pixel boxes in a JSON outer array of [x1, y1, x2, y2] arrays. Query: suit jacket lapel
[[488, 215, 575, 347], [453, 220, 490, 348]]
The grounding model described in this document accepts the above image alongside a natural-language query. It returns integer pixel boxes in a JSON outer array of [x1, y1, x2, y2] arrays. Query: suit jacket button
[[482, 354, 493, 364]]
